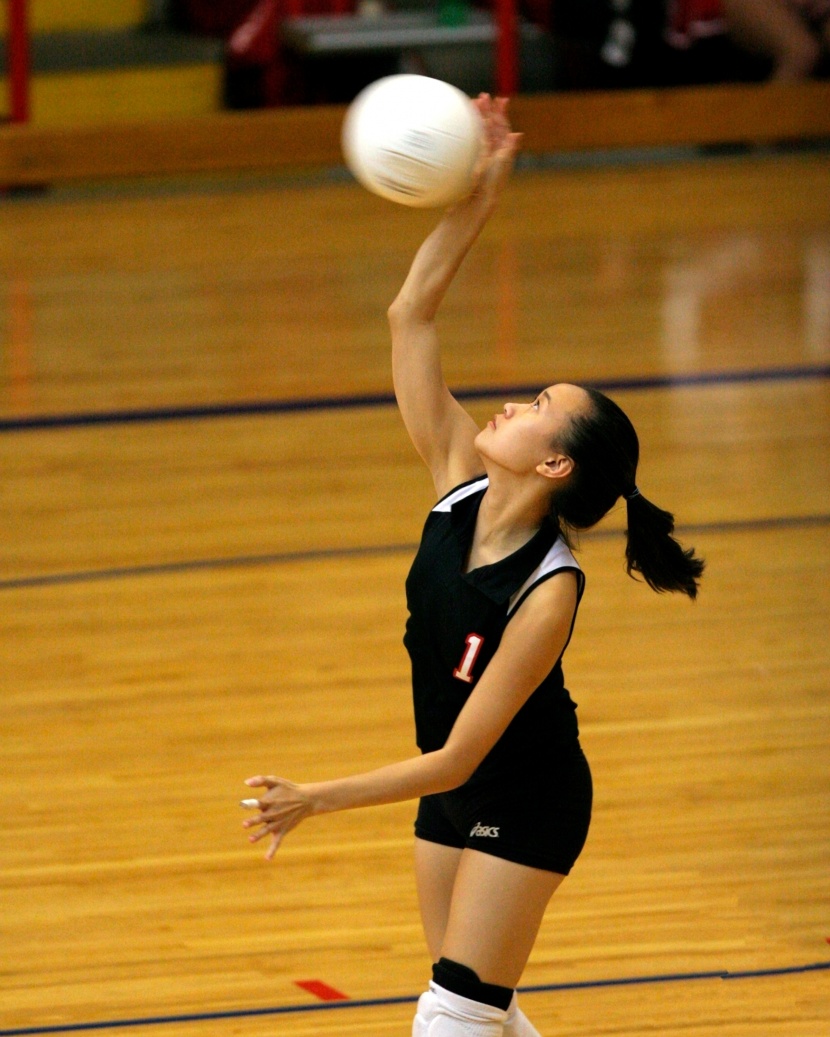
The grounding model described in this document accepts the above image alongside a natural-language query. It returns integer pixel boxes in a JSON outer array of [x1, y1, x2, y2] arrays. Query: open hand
[[241, 775, 313, 861], [467, 94, 523, 206]]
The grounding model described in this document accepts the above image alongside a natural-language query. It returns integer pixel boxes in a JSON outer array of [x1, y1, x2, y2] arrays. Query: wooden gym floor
[[1, 149, 829, 1036]]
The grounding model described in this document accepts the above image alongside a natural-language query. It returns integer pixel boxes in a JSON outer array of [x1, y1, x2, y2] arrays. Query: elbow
[[388, 293, 437, 328], [387, 297, 406, 326], [387, 296, 420, 327], [432, 745, 479, 793]]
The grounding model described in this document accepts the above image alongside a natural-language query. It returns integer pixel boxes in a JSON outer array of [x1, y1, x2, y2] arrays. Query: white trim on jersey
[[507, 538, 582, 617], [432, 476, 490, 514], [433, 477, 584, 618]]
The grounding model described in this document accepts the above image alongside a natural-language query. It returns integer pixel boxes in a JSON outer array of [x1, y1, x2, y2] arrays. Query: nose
[[503, 402, 529, 418]]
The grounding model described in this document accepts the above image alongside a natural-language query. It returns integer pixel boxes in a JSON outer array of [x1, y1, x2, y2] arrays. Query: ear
[[536, 454, 573, 482]]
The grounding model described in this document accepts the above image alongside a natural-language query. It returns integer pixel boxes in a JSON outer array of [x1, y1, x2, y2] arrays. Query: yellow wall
[[2, 1, 148, 34], [0, 65, 222, 126], [0, 3, 221, 126]]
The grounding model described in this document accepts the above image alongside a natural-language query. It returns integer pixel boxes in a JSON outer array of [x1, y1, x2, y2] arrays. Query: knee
[[412, 959, 512, 1036], [432, 958, 513, 1011]]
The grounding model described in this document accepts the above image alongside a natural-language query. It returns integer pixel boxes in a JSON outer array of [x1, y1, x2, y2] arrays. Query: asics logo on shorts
[[469, 822, 500, 838]]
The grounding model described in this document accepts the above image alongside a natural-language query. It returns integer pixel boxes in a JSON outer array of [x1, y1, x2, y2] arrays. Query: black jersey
[[404, 476, 585, 779]]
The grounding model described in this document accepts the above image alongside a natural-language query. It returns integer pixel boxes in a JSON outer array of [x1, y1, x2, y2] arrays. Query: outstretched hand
[[241, 775, 313, 861], [467, 94, 522, 207]]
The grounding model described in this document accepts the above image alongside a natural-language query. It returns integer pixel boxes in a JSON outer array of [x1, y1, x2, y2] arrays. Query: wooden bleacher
[[0, 79, 829, 186]]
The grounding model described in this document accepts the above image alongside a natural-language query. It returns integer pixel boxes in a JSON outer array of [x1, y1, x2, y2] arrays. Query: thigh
[[414, 837, 463, 962], [439, 848, 564, 989]]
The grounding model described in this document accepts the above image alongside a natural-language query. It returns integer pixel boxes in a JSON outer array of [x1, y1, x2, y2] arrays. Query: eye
[[531, 398, 540, 411]]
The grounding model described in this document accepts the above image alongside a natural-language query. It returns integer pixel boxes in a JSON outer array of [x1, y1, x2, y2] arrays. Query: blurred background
[[2, 0, 829, 127], [1, 5, 829, 1037]]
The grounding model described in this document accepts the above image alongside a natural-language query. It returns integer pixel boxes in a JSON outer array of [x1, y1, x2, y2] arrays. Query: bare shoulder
[[481, 570, 580, 694], [504, 570, 579, 638]]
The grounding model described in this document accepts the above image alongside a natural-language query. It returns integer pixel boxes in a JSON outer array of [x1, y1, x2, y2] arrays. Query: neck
[[477, 469, 551, 546]]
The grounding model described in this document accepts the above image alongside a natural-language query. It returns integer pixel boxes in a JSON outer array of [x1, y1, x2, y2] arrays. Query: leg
[[412, 747, 589, 1035], [416, 839, 504, 1037], [440, 849, 565, 988], [415, 837, 463, 962], [413, 848, 563, 1035]]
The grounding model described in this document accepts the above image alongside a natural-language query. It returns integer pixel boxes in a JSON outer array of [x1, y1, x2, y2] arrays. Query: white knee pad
[[413, 989, 439, 1037], [412, 982, 507, 1037], [504, 993, 542, 1037]]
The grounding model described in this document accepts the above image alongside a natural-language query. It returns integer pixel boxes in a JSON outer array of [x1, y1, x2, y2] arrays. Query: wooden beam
[[510, 81, 830, 152], [2, 81, 829, 186], [0, 106, 347, 185]]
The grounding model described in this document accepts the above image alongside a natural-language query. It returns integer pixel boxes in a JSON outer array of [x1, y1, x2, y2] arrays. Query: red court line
[[294, 980, 350, 1001]]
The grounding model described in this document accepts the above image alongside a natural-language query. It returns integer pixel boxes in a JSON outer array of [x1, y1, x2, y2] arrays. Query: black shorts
[[414, 741, 592, 875]]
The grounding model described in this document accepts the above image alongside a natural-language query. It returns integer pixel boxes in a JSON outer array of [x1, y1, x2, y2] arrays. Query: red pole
[[494, 0, 518, 97], [8, 0, 32, 123]]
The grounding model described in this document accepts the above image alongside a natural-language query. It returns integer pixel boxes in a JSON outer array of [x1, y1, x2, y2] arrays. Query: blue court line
[[1, 363, 828, 433], [1, 961, 827, 1036], [2, 514, 828, 592]]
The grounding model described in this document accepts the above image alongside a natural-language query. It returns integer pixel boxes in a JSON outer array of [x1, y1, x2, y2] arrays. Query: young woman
[[241, 96, 704, 1037]]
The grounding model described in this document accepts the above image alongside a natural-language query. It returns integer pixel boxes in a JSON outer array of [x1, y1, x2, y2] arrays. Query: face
[[474, 383, 591, 479]]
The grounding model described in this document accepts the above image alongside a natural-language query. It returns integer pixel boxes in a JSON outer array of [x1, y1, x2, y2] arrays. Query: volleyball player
[[241, 95, 704, 1037]]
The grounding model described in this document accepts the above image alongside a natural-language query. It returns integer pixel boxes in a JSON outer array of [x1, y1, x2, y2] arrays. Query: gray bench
[[278, 11, 551, 98], [279, 11, 499, 56]]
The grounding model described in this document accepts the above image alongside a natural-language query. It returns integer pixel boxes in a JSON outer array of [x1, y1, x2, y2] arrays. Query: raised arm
[[387, 96, 522, 498]]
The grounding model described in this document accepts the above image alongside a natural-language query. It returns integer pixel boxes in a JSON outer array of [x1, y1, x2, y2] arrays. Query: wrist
[[447, 185, 498, 225], [302, 781, 334, 816]]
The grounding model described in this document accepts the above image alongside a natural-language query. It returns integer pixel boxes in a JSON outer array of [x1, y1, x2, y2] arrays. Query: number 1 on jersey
[[453, 633, 484, 684]]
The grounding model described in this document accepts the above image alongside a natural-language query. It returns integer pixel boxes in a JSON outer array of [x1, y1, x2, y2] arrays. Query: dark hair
[[550, 387, 705, 600]]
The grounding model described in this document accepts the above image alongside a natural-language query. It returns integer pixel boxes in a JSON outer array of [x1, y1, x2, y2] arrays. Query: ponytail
[[551, 387, 705, 600], [624, 491, 704, 600]]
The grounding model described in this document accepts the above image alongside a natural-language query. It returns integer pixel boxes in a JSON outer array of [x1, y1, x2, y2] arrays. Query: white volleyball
[[342, 74, 483, 208]]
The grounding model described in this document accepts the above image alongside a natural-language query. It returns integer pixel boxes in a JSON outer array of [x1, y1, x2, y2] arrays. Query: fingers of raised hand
[[489, 97, 510, 144], [474, 95, 512, 150]]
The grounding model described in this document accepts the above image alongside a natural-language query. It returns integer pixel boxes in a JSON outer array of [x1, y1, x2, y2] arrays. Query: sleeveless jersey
[[404, 476, 585, 779]]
